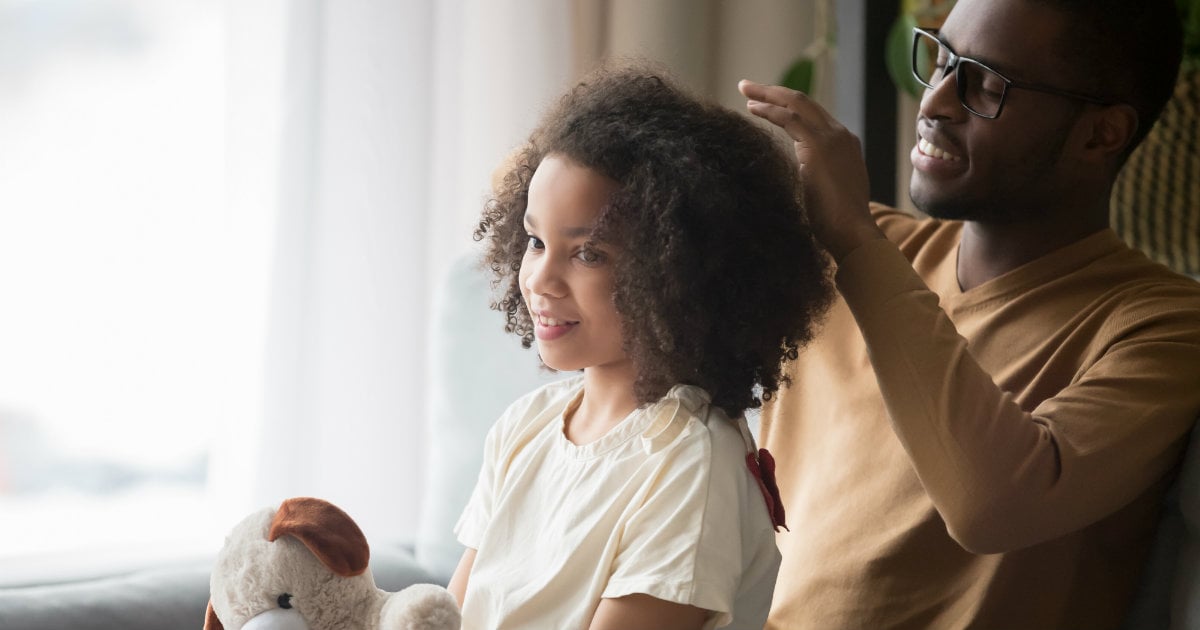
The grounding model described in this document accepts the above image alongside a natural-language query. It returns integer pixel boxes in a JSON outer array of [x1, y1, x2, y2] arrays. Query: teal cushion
[[414, 255, 566, 582]]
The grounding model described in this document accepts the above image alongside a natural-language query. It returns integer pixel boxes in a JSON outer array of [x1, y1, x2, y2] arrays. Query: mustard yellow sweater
[[762, 205, 1200, 629]]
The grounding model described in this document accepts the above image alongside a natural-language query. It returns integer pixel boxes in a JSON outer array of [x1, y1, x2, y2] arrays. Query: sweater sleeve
[[835, 238, 1200, 554]]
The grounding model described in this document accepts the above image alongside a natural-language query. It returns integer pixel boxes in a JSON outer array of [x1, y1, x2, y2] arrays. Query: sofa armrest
[[0, 560, 212, 630], [0, 546, 439, 630]]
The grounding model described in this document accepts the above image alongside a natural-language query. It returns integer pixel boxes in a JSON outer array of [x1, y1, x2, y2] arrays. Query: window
[[0, 0, 231, 571]]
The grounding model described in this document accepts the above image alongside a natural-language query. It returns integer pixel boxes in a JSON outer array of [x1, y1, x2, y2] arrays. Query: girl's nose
[[523, 256, 566, 298]]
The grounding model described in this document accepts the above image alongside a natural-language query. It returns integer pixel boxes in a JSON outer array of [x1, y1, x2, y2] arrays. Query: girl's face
[[520, 154, 630, 375]]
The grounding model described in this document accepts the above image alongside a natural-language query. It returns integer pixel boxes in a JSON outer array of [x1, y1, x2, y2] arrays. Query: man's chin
[[921, 205, 976, 221], [913, 198, 1029, 225], [909, 185, 1013, 223], [910, 177, 967, 220], [909, 191, 975, 221]]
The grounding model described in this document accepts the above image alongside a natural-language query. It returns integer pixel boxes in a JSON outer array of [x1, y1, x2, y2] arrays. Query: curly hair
[[475, 62, 833, 418]]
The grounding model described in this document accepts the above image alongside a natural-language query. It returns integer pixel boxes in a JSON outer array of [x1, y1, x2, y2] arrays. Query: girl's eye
[[577, 248, 605, 265], [526, 235, 544, 251]]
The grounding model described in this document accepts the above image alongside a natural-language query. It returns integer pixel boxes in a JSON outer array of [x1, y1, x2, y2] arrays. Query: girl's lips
[[534, 320, 577, 341], [530, 309, 580, 340]]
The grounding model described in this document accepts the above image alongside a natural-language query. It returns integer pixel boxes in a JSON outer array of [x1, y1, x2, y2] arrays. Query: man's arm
[[740, 80, 1200, 554], [738, 80, 886, 262], [835, 241, 1198, 552]]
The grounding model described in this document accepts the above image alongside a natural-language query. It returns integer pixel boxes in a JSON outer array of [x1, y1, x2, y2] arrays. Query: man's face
[[908, 0, 1086, 223]]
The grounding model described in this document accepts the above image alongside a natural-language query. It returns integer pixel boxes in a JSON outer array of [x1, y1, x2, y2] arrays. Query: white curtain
[[574, 0, 829, 111], [215, 0, 830, 547], [216, 0, 576, 544]]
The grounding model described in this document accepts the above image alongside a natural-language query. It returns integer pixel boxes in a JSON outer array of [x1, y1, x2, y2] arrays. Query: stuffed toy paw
[[206, 497, 461, 630]]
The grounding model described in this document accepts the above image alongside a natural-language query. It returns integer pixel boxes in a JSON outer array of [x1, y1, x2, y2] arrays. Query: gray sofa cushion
[[0, 546, 437, 630], [0, 560, 211, 630], [1122, 424, 1200, 630]]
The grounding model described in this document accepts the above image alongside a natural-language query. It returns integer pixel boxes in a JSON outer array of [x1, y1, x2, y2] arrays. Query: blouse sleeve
[[454, 406, 510, 549], [602, 411, 758, 626]]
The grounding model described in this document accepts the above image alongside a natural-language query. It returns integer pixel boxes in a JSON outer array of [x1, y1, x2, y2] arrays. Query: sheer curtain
[[216, 0, 576, 544], [573, 0, 829, 111], [218, 0, 832, 546], [0, 0, 832, 579]]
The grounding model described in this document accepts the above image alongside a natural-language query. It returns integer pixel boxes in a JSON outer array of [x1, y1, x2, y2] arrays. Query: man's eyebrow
[[938, 33, 1011, 76]]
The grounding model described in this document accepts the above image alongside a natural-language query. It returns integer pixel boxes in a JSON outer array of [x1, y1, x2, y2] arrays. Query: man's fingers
[[745, 99, 815, 143], [745, 99, 792, 128], [738, 79, 828, 121], [738, 79, 796, 104]]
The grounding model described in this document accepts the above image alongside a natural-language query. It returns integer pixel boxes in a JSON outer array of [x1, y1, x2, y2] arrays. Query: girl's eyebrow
[[560, 226, 593, 238], [524, 214, 593, 238]]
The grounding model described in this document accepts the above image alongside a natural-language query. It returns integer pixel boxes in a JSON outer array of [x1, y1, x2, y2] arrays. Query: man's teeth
[[537, 314, 575, 326], [919, 137, 961, 162]]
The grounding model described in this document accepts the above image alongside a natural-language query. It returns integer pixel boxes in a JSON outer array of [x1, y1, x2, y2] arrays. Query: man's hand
[[738, 80, 885, 262]]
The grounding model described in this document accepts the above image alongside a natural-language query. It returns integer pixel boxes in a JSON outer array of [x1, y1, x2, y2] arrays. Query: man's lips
[[912, 126, 967, 176], [916, 133, 962, 162]]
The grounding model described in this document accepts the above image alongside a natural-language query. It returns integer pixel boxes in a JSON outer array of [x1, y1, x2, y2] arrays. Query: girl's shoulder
[[487, 373, 584, 442], [640, 385, 753, 466], [508, 373, 583, 415]]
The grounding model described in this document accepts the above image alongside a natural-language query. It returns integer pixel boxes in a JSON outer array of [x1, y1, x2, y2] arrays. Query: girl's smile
[[532, 309, 580, 340], [519, 153, 631, 376]]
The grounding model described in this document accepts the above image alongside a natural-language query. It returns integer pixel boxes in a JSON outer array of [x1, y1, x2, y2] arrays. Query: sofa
[[0, 548, 437, 629], [0, 255, 1196, 629], [0, 256, 559, 630]]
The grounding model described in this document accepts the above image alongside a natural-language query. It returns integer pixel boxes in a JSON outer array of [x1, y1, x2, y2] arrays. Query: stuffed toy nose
[[242, 608, 309, 630]]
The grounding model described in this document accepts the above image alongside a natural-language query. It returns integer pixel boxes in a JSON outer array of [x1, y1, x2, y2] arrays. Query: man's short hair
[[1031, 0, 1183, 156]]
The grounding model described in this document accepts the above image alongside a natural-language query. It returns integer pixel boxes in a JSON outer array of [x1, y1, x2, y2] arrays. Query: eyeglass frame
[[910, 27, 1118, 119]]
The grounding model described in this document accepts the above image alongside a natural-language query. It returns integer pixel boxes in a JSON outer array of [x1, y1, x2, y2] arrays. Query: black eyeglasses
[[910, 27, 1116, 119]]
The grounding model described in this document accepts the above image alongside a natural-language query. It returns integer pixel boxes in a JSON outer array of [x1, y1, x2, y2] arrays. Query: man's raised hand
[[738, 79, 884, 262]]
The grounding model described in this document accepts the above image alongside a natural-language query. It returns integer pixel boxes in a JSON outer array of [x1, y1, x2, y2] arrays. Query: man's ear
[[1082, 103, 1139, 159]]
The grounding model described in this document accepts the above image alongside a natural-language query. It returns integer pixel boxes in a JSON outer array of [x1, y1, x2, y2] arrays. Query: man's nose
[[919, 63, 966, 122]]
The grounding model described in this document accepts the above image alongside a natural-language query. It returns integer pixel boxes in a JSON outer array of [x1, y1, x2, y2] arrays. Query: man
[[739, 0, 1200, 627]]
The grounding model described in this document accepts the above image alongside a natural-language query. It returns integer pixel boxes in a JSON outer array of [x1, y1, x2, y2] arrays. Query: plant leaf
[[780, 57, 815, 94], [885, 12, 924, 99]]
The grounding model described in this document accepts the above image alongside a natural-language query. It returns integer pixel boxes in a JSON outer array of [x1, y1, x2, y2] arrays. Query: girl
[[449, 63, 832, 630]]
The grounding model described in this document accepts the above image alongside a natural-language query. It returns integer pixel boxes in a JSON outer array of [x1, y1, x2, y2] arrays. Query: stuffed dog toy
[[205, 497, 461, 630]]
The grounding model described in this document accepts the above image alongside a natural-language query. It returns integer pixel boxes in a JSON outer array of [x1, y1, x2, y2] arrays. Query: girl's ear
[[1082, 103, 1139, 160]]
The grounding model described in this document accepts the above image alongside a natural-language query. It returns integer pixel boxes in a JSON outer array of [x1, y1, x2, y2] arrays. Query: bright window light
[[0, 0, 228, 569]]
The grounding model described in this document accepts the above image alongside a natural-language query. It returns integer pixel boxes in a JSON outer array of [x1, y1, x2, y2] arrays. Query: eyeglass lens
[[912, 30, 1008, 118]]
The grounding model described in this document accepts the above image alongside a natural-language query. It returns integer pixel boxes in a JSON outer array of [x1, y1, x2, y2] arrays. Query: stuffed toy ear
[[267, 497, 370, 577], [204, 600, 224, 630]]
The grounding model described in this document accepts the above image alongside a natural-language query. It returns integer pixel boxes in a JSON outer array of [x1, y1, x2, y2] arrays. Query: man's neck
[[956, 212, 1109, 291]]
